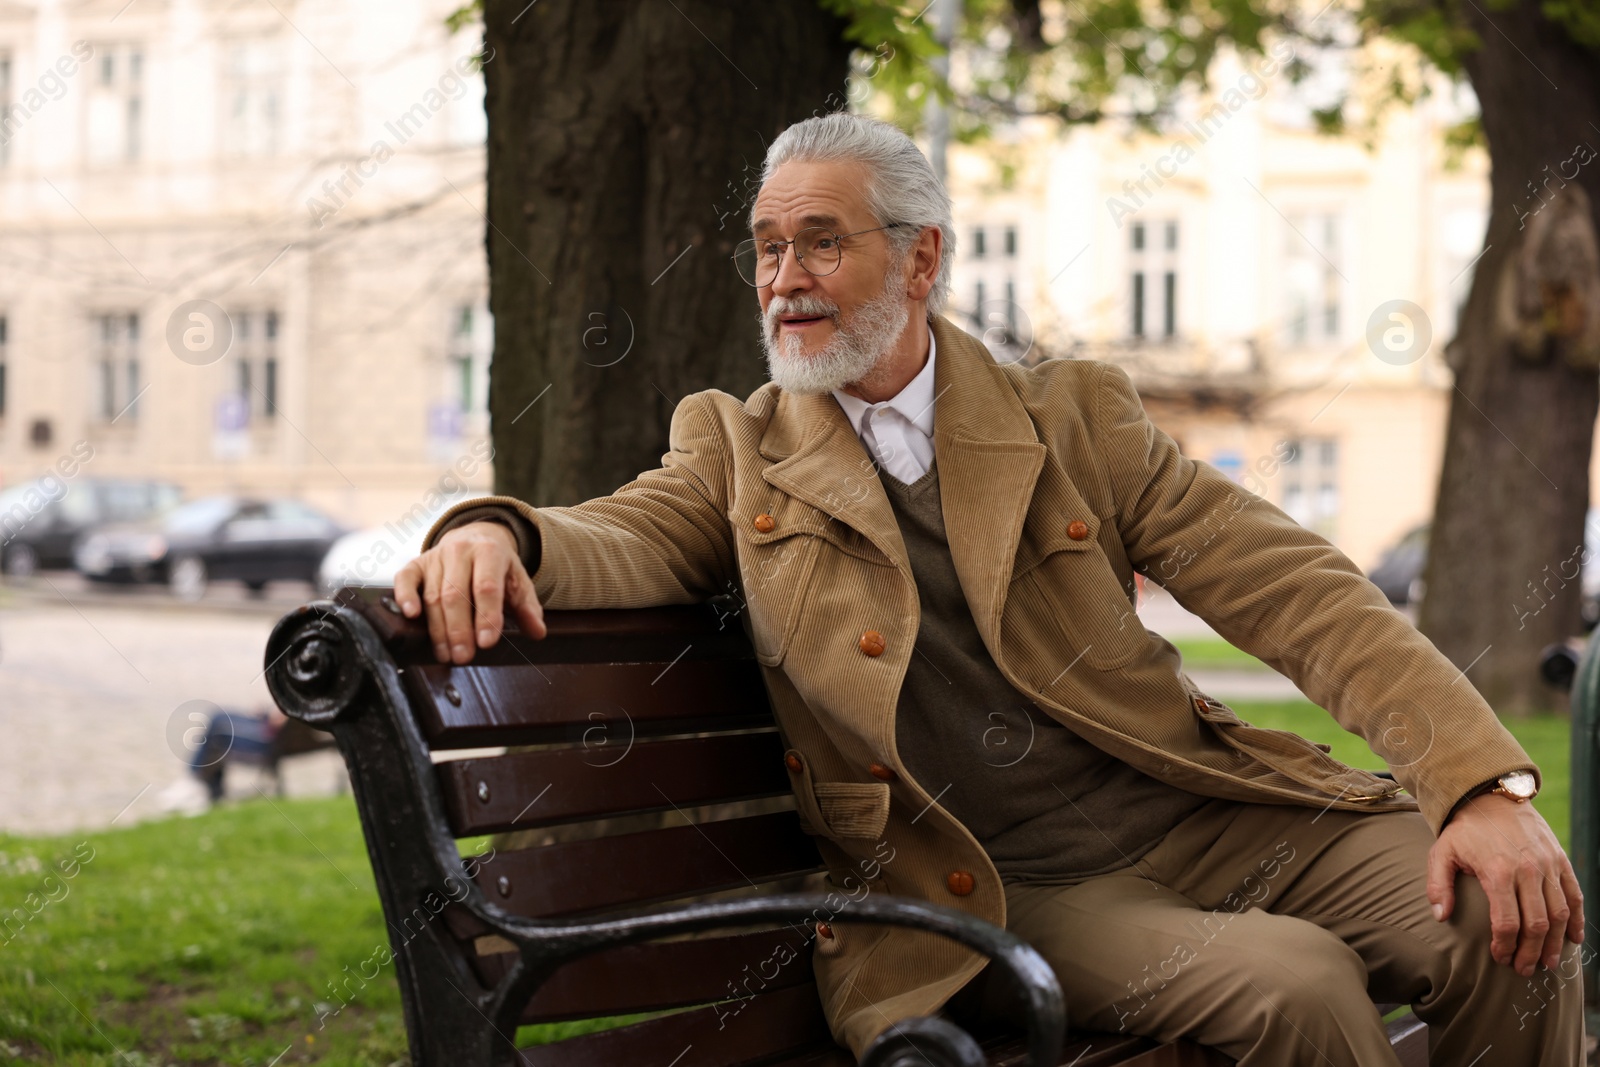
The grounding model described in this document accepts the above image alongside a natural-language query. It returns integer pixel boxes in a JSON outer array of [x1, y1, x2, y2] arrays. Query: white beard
[[760, 275, 911, 396]]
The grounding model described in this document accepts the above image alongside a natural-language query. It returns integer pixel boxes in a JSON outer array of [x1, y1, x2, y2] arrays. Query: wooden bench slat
[[437, 731, 791, 836], [474, 810, 824, 918], [404, 659, 772, 749], [1387, 1011, 1428, 1067], [517, 980, 835, 1067], [463, 928, 817, 1022], [337, 587, 753, 669]]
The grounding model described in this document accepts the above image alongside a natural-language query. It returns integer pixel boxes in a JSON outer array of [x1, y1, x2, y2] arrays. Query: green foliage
[[812, 0, 1594, 160], [444, 0, 482, 35]]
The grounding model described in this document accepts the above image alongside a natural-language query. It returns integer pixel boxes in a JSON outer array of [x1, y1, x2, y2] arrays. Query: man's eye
[[760, 243, 783, 257], [814, 238, 837, 251]]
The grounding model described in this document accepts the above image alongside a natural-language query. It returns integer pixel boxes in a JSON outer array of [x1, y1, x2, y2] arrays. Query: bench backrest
[[266, 586, 845, 1066]]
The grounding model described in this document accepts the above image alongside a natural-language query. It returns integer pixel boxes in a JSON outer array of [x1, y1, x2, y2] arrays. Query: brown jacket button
[[1067, 520, 1089, 540], [868, 762, 897, 781], [785, 752, 803, 774], [754, 512, 776, 533], [859, 630, 886, 656], [947, 870, 975, 896], [816, 920, 834, 939]]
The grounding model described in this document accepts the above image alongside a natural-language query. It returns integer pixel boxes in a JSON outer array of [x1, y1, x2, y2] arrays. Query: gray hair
[[754, 112, 956, 318]]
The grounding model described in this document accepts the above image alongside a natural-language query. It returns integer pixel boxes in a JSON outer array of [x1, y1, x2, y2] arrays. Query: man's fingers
[[1513, 865, 1551, 977], [393, 559, 424, 618], [1425, 840, 1457, 922], [1483, 868, 1523, 967], [507, 564, 548, 640], [439, 541, 478, 664], [472, 560, 508, 650], [1557, 859, 1585, 945], [1539, 866, 1571, 973], [420, 553, 451, 663]]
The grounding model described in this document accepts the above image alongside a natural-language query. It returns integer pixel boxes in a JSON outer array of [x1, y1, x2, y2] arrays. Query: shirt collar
[[831, 329, 938, 439]]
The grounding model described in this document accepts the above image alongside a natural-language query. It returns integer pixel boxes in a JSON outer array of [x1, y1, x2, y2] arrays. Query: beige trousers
[[944, 798, 1584, 1065]]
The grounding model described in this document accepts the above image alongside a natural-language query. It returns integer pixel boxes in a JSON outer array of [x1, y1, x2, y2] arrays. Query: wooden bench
[[265, 585, 1427, 1066]]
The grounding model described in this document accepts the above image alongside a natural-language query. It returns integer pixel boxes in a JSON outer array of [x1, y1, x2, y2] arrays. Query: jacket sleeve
[[420, 391, 738, 610], [1092, 361, 1534, 833]]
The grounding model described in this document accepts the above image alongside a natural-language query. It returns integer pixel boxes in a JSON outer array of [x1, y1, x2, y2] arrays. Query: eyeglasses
[[733, 223, 905, 288]]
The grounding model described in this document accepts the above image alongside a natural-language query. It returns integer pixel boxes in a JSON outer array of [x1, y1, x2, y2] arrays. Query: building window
[[972, 226, 986, 259], [1003, 225, 1017, 257], [1130, 219, 1179, 339], [95, 312, 140, 421], [1283, 211, 1343, 345], [428, 302, 489, 456], [1281, 437, 1339, 538], [0, 315, 8, 419], [448, 303, 490, 415], [971, 279, 986, 330], [86, 44, 142, 164], [221, 40, 283, 158], [231, 310, 279, 420]]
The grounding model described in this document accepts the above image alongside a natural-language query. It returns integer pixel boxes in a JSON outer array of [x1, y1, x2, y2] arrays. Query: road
[[0, 574, 345, 836], [0, 572, 1346, 837]]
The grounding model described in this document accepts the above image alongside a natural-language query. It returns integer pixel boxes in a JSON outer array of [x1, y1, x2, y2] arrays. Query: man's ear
[[906, 225, 942, 302]]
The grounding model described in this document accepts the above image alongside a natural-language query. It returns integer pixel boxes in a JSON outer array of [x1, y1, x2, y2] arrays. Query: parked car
[[0, 477, 184, 577], [1367, 523, 1431, 605], [1368, 510, 1600, 624], [75, 495, 348, 600], [316, 492, 490, 596]]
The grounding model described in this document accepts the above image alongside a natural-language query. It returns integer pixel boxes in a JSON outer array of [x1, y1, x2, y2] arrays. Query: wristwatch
[[1490, 769, 1538, 802]]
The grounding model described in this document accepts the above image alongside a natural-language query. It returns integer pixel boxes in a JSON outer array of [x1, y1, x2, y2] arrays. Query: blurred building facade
[[940, 42, 1520, 572], [0, 0, 492, 530], [0, 4, 1576, 577]]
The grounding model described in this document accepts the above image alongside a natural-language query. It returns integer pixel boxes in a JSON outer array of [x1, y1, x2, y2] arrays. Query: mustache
[[763, 295, 840, 337]]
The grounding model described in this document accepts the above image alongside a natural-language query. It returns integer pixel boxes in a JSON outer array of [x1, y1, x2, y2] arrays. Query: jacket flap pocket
[[813, 781, 891, 840], [1012, 512, 1102, 581]]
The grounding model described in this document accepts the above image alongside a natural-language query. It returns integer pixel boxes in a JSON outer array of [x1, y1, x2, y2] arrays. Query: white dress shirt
[[831, 332, 937, 486]]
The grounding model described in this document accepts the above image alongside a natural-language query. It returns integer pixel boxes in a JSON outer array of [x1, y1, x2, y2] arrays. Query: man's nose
[[771, 243, 814, 297]]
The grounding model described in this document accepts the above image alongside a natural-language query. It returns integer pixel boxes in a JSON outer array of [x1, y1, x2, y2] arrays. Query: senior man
[[394, 112, 1583, 1064]]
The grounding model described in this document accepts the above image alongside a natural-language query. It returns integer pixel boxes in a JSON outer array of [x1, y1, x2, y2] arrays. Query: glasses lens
[[734, 238, 778, 287], [796, 228, 842, 277]]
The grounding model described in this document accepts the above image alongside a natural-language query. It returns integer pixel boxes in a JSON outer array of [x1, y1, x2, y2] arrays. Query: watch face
[[1501, 771, 1538, 799]]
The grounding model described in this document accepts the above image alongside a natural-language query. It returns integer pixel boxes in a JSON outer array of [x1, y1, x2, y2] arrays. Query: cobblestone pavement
[[0, 577, 346, 836]]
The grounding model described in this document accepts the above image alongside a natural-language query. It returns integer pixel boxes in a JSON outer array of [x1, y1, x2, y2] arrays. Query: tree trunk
[[1419, 0, 1600, 716], [482, 0, 852, 505]]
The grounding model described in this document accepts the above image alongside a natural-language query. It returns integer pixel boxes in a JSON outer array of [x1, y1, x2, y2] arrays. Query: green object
[[1572, 635, 1600, 1006]]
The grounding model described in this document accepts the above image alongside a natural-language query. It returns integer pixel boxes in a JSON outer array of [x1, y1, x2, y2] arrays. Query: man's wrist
[[1445, 769, 1538, 826], [467, 517, 520, 553]]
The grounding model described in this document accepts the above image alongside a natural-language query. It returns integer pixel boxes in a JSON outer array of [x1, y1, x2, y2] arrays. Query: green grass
[[1169, 635, 1277, 671], [0, 797, 406, 1066], [1229, 700, 1573, 850], [0, 703, 1577, 1064]]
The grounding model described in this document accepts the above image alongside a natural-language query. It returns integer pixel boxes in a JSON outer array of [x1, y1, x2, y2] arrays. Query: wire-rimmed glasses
[[733, 223, 905, 288]]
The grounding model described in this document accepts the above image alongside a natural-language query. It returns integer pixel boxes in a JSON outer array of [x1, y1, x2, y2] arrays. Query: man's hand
[[1427, 792, 1584, 977], [393, 521, 547, 664]]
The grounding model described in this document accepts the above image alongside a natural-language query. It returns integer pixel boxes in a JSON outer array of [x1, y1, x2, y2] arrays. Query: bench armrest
[[492, 892, 1065, 1067]]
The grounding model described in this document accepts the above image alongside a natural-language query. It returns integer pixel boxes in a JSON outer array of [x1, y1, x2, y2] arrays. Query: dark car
[[1369, 512, 1600, 624], [75, 495, 348, 600], [1367, 523, 1431, 605], [0, 477, 184, 576]]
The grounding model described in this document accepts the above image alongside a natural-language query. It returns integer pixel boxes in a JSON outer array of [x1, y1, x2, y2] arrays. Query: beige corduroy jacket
[[420, 313, 1535, 1059]]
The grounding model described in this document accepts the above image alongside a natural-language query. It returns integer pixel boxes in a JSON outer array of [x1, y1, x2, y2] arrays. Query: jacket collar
[[758, 314, 1047, 640]]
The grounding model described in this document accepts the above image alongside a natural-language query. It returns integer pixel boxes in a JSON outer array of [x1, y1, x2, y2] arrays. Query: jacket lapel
[[759, 315, 1047, 648], [927, 318, 1047, 645]]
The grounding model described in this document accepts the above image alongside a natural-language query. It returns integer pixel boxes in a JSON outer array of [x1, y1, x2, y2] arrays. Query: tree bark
[[482, 0, 852, 506], [1419, 0, 1600, 715]]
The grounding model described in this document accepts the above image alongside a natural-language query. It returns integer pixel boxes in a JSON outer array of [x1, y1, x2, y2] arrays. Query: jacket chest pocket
[[1012, 511, 1147, 672], [735, 500, 828, 666], [785, 748, 892, 842]]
